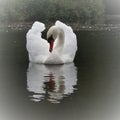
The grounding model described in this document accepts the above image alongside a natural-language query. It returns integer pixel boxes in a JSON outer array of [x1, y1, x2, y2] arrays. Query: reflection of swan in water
[[27, 63, 78, 103]]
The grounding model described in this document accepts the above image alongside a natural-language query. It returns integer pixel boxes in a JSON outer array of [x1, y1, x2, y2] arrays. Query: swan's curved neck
[[54, 28, 65, 54]]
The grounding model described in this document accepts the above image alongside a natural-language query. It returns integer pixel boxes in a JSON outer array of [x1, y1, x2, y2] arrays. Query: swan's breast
[[45, 54, 64, 64]]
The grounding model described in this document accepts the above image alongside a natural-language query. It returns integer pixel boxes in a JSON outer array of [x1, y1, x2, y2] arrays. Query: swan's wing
[[26, 21, 49, 63], [55, 20, 77, 61]]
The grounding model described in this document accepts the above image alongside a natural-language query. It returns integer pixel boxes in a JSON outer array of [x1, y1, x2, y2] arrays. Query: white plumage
[[26, 20, 77, 64]]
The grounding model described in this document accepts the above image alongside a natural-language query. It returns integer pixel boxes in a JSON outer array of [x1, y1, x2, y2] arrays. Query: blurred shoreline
[[1, 22, 120, 32]]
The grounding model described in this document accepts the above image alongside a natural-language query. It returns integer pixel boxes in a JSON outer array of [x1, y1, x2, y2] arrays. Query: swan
[[26, 20, 77, 64]]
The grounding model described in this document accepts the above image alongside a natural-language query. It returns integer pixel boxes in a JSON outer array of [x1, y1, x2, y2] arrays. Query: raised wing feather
[[55, 21, 77, 61], [26, 21, 49, 63]]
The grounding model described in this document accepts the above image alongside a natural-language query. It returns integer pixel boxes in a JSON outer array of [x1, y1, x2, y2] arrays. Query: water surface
[[0, 30, 120, 120]]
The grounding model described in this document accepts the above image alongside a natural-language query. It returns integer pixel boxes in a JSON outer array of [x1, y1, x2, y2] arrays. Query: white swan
[[26, 20, 77, 64]]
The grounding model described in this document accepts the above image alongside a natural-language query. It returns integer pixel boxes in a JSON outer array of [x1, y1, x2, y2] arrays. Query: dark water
[[0, 30, 120, 120]]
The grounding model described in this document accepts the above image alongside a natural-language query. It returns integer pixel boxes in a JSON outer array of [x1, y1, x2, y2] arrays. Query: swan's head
[[47, 26, 58, 52]]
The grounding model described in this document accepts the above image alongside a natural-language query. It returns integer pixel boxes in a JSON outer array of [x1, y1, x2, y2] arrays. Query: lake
[[0, 30, 120, 120]]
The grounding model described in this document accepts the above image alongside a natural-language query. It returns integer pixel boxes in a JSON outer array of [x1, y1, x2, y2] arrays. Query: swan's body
[[26, 20, 77, 64]]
